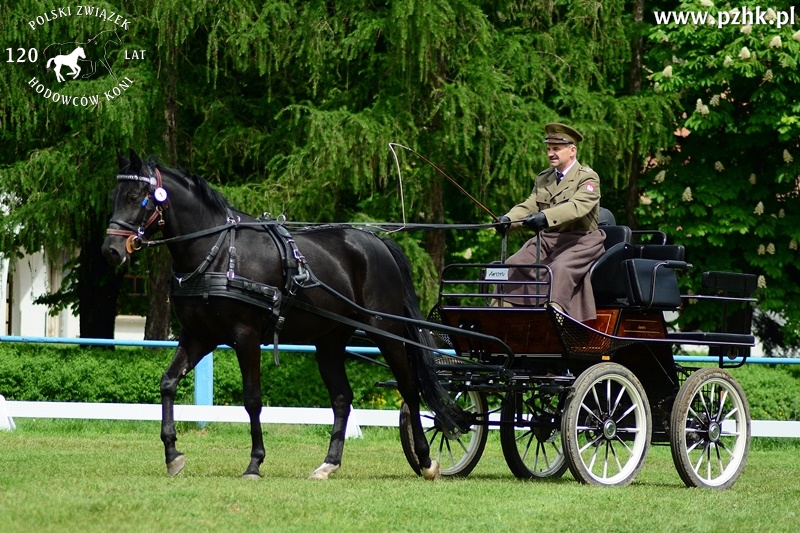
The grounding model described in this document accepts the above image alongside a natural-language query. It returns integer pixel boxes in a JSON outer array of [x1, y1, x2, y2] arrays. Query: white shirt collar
[[557, 160, 577, 178]]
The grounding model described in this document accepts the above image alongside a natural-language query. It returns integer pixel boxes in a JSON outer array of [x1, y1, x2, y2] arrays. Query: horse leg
[[234, 337, 266, 479], [379, 340, 441, 480], [309, 339, 352, 480], [160, 337, 214, 477]]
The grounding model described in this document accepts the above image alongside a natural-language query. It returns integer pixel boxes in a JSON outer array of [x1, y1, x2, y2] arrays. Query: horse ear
[[128, 148, 142, 172], [117, 151, 129, 171]]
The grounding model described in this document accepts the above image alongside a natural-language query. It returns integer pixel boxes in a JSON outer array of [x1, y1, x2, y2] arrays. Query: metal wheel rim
[[678, 377, 749, 487], [571, 372, 649, 485], [418, 390, 487, 476], [508, 393, 565, 477]]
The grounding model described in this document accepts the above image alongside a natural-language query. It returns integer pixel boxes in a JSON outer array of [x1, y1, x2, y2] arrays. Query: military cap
[[544, 123, 583, 144]]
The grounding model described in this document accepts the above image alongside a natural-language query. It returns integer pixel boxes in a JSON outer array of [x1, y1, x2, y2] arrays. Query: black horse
[[102, 149, 461, 480]]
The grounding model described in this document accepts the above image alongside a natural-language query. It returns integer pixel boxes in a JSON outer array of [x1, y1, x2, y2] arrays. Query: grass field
[[1, 420, 799, 532]]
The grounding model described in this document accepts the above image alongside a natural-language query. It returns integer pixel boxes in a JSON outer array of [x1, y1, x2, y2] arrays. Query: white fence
[[1, 336, 799, 438]]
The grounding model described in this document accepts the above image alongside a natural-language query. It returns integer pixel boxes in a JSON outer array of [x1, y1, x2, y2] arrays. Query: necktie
[[556, 171, 563, 184]]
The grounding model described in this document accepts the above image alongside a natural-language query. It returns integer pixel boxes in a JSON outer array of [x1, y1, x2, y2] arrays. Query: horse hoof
[[421, 460, 441, 481], [166, 455, 186, 477], [309, 462, 340, 480], [242, 473, 262, 480]]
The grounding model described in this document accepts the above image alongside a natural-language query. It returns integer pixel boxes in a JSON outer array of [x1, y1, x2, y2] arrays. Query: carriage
[[103, 150, 757, 489], [392, 222, 757, 489]]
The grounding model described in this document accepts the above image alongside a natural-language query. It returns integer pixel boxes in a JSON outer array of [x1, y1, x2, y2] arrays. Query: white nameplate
[[485, 268, 509, 281]]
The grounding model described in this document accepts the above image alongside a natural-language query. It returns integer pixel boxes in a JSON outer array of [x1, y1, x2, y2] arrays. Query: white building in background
[[0, 252, 145, 340]]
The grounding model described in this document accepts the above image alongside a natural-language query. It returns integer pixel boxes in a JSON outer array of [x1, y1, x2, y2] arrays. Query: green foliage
[[0, 342, 401, 409], [642, 0, 800, 339], [2, 342, 799, 421], [730, 363, 800, 421]]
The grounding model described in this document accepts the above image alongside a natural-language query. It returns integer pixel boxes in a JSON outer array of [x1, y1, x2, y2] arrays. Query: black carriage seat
[[589, 225, 634, 306], [589, 220, 689, 309]]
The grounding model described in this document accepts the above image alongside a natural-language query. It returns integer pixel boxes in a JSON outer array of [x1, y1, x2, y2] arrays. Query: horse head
[[76, 46, 85, 59], [102, 148, 167, 265]]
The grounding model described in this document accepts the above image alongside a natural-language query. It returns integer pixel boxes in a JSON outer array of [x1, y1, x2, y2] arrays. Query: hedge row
[[1, 342, 798, 420], [0, 343, 401, 410]]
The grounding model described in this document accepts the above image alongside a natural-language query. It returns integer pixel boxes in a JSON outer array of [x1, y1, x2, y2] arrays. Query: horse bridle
[[106, 164, 169, 254]]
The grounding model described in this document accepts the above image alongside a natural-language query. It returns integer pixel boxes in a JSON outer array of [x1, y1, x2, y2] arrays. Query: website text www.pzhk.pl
[[654, 6, 796, 29]]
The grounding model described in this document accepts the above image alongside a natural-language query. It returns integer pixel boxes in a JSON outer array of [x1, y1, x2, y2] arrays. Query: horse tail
[[381, 237, 466, 434], [46, 57, 54, 68]]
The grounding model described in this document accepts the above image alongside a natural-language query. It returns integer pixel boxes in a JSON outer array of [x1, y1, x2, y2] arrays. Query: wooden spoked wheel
[[399, 390, 488, 477], [561, 362, 652, 486], [670, 367, 750, 489]]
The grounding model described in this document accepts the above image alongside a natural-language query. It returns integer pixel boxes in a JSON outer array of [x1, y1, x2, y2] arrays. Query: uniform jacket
[[504, 161, 601, 232]]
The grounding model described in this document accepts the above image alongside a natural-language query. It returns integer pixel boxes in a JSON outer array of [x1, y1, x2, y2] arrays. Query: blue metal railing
[[2, 335, 798, 410]]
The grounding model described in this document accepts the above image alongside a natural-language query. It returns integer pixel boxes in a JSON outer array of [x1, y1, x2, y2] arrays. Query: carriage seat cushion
[[589, 242, 636, 306], [636, 244, 685, 261], [600, 225, 632, 250], [623, 258, 683, 309]]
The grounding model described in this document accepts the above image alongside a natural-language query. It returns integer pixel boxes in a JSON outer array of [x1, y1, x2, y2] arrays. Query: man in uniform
[[496, 123, 606, 322]]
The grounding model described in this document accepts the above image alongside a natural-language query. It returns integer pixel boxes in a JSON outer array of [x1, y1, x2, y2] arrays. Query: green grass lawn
[[1, 420, 799, 532]]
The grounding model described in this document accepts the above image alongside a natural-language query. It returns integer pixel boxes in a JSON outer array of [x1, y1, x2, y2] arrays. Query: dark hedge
[[0, 342, 401, 409]]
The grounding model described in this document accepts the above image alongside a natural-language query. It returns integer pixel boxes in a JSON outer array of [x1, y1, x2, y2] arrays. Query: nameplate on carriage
[[485, 267, 509, 281]]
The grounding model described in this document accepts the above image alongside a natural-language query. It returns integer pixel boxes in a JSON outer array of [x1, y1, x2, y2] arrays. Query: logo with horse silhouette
[[10, 5, 145, 108], [46, 45, 86, 82], [44, 29, 124, 83]]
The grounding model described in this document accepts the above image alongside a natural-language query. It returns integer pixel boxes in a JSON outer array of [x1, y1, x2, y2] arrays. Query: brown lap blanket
[[500, 230, 606, 322]]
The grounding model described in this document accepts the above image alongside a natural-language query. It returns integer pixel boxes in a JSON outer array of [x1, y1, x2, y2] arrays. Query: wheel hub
[[707, 421, 721, 442], [602, 418, 617, 439]]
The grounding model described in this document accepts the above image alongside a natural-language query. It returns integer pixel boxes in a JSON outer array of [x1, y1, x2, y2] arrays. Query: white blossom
[[766, 8, 777, 22], [758, 244, 766, 255], [696, 99, 710, 115], [682, 187, 693, 202], [757, 275, 766, 289], [741, 25, 752, 35], [793, 30, 800, 42], [763, 69, 773, 82], [655, 170, 666, 183], [740, 47, 751, 60], [749, 173, 757, 185], [791, 239, 798, 250], [640, 194, 652, 205], [779, 209, 785, 218], [663, 65, 673, 78], [784, 149, 793, 163], [723, 55, 733, 68], [769, 36, 782, 48], [714, 161, 725, 172], [767, 243, 776, 255], [710, 94, 721, 106], [754, 201, 764, 215], [700, 0, 713, 6]]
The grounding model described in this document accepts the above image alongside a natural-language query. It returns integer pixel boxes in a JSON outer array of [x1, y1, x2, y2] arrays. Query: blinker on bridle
[[106, 165, 169, 254]]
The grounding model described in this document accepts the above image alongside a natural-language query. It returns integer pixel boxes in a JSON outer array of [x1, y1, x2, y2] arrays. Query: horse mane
[[150, 158, 233, 214]]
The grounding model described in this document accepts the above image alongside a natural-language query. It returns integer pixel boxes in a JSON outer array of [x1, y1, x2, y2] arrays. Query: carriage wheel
[[399, 390, 488, 477], [562, 362, 651, 486], [499, 389, 567, 479], [670, 367, 750, 490]]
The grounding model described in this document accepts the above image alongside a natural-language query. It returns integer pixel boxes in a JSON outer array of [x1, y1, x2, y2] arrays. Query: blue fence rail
[[2, 334, 799, 408], [2, 335, 799, 437]]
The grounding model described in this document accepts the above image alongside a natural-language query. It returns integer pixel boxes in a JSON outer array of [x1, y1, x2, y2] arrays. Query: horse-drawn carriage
[[103, 150, 757, 489], [396, 223, 757, 489]]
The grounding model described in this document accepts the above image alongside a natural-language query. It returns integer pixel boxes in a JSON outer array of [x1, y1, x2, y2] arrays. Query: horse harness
[[109, 165, 315, 365], [109, 165, 457, 367], [168, 213, 316, 365]]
